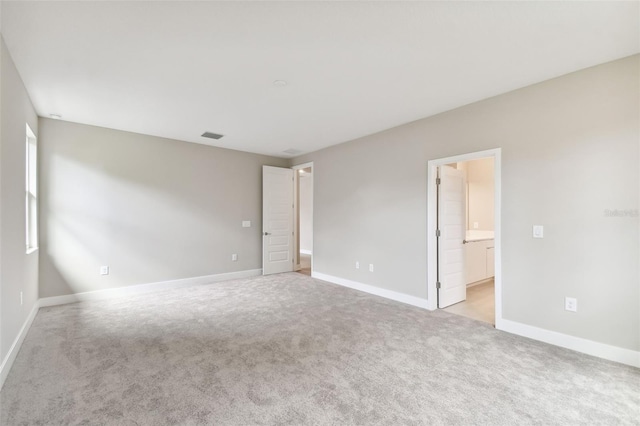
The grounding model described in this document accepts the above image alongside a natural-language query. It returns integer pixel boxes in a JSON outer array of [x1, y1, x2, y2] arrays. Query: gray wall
[[39, 119, 288, 298], [0, 37, 39, 362], [293, 55, 639, 352]]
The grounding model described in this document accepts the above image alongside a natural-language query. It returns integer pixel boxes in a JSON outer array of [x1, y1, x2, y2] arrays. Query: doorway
[[293, 163, 313, 276], [262, 162, 314, 276], [262, 166, 295, 275], [427, 149, 502, 327], [441, 158, 495, 324]]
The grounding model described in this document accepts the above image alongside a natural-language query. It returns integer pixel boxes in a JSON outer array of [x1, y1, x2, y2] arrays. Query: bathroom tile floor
[[443, 280, 495, 325]]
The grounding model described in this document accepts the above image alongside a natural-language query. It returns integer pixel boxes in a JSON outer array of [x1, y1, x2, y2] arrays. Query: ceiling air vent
[[201, 131, 224, 140]]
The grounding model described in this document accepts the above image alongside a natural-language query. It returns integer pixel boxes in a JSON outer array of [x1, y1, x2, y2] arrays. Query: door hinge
[[436, 281, 441, 289], [436, 177, 441, 185], [436, 229, 441, 237]]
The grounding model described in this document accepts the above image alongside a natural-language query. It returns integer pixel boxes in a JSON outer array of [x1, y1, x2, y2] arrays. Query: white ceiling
[[1, 1, 638, 158]]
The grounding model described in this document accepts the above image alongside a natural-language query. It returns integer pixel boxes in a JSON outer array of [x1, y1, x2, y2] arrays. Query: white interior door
[[438, 165, 466, 308], [263, 166, 294, 275]]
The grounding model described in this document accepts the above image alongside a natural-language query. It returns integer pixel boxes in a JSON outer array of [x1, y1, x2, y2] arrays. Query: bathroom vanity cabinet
[[464, 232, 495, 285]]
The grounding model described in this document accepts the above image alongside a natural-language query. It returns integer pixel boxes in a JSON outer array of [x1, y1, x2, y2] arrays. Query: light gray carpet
[[1, 273, 638, 425]]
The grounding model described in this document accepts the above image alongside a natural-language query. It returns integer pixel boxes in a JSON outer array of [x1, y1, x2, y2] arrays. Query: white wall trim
[[39, 269, 263, 308], [291, 161, 314, 170], [0, 268, 263, 391], [0, 302, 39, 390], [497, 318, 640, 368], [2, 269, 636, 393], [312, 271, 429, 309], [314, 271, 639, 368], [300, 249, 312, 255]]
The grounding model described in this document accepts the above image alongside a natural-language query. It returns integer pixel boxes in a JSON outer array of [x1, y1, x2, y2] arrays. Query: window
[[25, 124, 38, 253]]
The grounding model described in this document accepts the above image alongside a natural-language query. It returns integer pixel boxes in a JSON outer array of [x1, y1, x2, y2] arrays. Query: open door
[[437, 165, 466, 308], [263, 166, 294, 275]]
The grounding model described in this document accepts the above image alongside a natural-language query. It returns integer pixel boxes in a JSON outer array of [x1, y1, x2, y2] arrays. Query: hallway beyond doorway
[[298, 253, 311, 276]]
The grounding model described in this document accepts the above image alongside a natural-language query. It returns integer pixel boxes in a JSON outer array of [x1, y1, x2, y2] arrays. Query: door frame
[[291, 161, 314, 274], [426, 148, 503, 328]]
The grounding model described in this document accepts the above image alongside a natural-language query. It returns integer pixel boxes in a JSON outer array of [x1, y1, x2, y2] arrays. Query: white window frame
[[25, 124, 38, 254]]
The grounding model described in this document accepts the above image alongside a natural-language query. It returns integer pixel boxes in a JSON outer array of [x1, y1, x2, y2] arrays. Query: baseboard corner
[[311, 271, 429, 309], [0, 302, 40, 391], [2, 268, 264, 390]]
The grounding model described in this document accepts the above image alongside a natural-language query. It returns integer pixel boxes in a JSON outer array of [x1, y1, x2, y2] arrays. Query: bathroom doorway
[[440, 158, 495, 324], [427, 149, 502, 327]]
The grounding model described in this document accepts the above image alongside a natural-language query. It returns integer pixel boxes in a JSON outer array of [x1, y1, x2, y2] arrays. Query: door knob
[[264, 232, 271, 236]]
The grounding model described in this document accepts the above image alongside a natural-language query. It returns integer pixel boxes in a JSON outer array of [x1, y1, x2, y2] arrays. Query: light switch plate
[[533, 225, 544, 238], [100, 266, 109, 275], [242, 221, 251, 228]]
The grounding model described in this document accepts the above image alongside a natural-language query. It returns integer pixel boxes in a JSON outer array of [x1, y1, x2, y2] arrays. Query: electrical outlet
[[565, 297, 577, 312], [369, 264, 374, 272], [242, 221, 251, 228], [100, 266, 109, 275], [355, 261, 360, 269], [473, 222, 479, 229], [231, 253, 238, 261], [20, 291, 23, 306]]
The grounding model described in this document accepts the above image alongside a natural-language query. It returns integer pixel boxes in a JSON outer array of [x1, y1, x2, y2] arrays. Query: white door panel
[[263, 166, 294, 275], [438, 165, 467, 308]]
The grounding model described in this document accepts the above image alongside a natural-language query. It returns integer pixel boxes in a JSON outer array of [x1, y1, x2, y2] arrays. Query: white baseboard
[[312, 271, 429, 309], [497, 318, 640, 368], [0, 302, 39, 390], [467, 277, 493, 288], [39, 269, 263, 308], [312, 272, 638, 368], [1, 268, 263, 391], [300, 249, 312, 255], [3, 269, 635, 394]]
